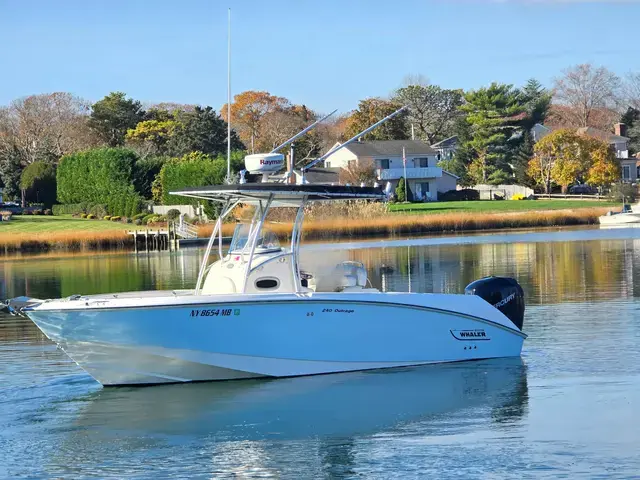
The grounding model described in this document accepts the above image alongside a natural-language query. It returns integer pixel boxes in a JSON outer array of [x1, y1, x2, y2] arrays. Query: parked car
[[569, 184, 597, 195]]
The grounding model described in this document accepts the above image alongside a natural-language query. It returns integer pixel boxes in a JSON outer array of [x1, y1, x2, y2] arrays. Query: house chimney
[[615, 123, 627, 137]]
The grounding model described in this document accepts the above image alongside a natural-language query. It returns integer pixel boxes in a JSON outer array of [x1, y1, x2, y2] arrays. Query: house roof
[[431, 136, 458, 149], [341, 140, 437, 157], [534, 123, 629, 143], [294, 167, 340, 185], [576, 126, 629, 143]]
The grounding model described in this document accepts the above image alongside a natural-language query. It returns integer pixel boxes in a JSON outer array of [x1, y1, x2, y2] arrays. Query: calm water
[[2, 227, 640, 479]]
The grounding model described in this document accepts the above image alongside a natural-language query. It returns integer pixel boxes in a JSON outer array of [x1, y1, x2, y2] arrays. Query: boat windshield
[[229, 223, 281, 254]]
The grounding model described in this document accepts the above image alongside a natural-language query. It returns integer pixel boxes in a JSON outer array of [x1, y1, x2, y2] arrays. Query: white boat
[[4, 110, 526, 387], [599, 202, 640, 225], [5, 184, 526, 386]]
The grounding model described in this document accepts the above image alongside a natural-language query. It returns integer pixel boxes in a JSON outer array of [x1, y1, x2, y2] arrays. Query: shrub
[[438, 189, 480, 202], [0, 211, 13, 221], [132, 212, 147, 220], [43, 209, 52, 216], [87, 214, 96, 219], [134, 219, 142, 226], [158, 152, 226, 206], [110, 216, 121, 222], [89, 204, 108, 218], [20, 161, 57, 207], [141, 214, 156, 224], [166, 208, 181, 220], [33, 209, 43, 215], [511, 193, 526, 200], [609, 182, 637, 203], [133, 156, 168, 199], [103, 215, 112, 221], [57, 148, 144, 217], [80, 213, 88, 218], [395, 177, 413, 203]]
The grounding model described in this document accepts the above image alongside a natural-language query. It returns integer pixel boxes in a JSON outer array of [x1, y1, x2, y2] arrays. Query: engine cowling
[[464, 276, 525, 330]]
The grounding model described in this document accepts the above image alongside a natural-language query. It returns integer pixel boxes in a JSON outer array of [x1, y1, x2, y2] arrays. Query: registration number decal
[[190, 308, 240, 317]]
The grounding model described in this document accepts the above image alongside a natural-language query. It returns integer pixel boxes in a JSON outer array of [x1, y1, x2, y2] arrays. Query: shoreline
[[0, 207, 613, 256]]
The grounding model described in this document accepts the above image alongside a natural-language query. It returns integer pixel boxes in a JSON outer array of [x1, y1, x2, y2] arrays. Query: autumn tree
[[89, 92, 146, 147], [338, 159, 377, 185], [221, 91, 290, 153], [528, 129, 612, 193], [344, 98, 408, 141], [126, 118, 182, 158], [585, 137, 620, 188], [623, 72, 640, 111], [392, 84, 464, 143], [553, 64, 621, 128], [0, 92, 97, 164]]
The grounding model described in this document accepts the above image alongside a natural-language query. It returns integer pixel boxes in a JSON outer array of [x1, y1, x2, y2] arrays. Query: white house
[[323, 140, 457, 200], [431, 136, 459, 161], [532, 123, 637, 182]]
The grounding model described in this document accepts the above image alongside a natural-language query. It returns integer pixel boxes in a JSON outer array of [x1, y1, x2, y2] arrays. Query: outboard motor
[[465, 276, 525, 330]]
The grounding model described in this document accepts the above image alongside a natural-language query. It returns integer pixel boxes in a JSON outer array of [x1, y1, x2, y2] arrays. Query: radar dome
[[244, 153, 285, 174]]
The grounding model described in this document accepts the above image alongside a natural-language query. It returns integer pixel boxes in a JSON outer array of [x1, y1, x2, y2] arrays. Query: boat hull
[[599, 212, 640, 225], [26, 294, 525, 386]]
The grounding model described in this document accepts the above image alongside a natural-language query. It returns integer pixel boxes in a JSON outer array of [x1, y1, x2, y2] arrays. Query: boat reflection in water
[[72, 358, 528, 439]]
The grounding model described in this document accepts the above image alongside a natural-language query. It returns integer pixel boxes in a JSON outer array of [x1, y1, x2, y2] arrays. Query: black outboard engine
[[464, 276, 525, 330]]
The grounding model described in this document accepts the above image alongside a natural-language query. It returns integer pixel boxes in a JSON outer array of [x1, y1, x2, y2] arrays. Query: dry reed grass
[[0, 230, 131, 254], [198, 205, 610, 241]]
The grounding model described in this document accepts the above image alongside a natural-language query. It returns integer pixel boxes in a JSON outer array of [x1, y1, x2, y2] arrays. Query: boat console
[[171, 184, 387, 297]]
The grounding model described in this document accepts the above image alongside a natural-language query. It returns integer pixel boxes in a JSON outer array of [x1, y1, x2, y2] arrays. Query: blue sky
[[1, 0, 640, 114]]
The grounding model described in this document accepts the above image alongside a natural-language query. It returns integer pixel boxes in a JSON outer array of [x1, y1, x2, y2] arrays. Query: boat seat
[[202, 276, 236, 295]]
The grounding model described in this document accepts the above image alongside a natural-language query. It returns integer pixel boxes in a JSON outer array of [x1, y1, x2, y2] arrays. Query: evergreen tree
[[394, 177, 413, 202], [0, 148, 22, 201], [460, 83, 527, 185], [89, 92, 146, 147], [621, 107, 640, 155], [169, 106, 244, 157]]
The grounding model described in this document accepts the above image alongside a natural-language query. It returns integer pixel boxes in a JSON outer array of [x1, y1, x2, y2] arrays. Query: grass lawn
[[0, 215, 135, 234], [389, 199, 620, 214]]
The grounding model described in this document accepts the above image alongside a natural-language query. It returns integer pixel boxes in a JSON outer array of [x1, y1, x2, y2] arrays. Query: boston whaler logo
[[493, 292, 515, 309], [450, 329, 491, 341]]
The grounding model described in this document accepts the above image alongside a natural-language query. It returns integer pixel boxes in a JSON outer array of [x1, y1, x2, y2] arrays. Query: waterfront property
[[532, 122, 639, 182], [322, 139, 458, 200]]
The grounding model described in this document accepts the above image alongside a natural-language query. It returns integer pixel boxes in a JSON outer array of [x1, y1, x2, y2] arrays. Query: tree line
[[1, 62, 640, 210]]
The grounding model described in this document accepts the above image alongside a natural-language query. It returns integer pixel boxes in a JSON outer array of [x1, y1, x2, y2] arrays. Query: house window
[[378, 159, 389, 169], [623, 165, 631, 180], [418, 182, 430, 201], [414, 157, 429, 168]]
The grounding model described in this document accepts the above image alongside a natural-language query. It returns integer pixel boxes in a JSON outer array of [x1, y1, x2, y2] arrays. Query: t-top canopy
[[170, 184, 386, 205]]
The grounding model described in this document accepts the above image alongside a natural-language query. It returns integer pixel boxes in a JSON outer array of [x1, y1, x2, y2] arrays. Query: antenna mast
[[270, 109, 337, 153], [303, 106, 407, 172], [226, 7, 232, 183]]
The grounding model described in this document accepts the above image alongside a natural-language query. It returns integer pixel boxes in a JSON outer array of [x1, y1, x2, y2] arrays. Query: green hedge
[[56, 148, 144, 217], [52, 203, 108, 216], [158, 152, 226, 206]]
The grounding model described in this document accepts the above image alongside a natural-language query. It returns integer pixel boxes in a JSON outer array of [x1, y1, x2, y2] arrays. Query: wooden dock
[[127, 228, 175, 251], [127, 222, 231, 251]]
